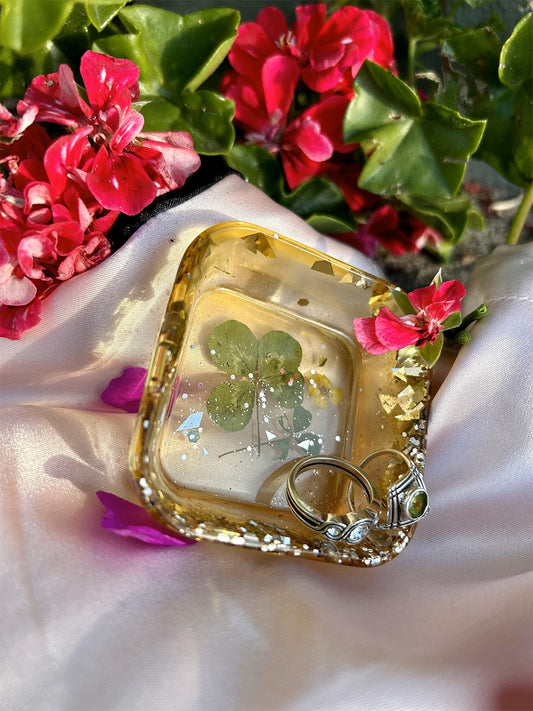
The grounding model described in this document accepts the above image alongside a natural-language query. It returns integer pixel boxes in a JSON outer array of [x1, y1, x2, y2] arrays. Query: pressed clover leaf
[[206, 320, 305, 444], [208, 320, 257, 377], [292, 405, 312, 433], [206, 381, 255, 432], [274, 407, 320, 460], [258, 330, 304, 408]]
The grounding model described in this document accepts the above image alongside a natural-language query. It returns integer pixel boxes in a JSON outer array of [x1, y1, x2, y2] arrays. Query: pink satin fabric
[[1, 176, 531, 711]]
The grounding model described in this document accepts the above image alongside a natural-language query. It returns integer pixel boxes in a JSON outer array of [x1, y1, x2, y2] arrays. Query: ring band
[[350, 449, 429, 529], [286, 456, 381, 545]]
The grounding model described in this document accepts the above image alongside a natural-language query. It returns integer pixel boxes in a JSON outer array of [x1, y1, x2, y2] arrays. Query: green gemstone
[[407, 490, 428, 519]]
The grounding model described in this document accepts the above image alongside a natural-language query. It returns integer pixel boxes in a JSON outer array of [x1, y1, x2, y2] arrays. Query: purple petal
[[101, 366, 147, 413], [96, 491, 195, 546]]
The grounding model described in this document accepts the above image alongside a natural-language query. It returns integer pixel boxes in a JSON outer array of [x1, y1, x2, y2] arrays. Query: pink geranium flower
[[222, 5, 395, 197], [353, 280, 466, 355]]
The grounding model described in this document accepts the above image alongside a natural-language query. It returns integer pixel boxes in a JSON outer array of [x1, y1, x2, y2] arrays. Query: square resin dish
[[130, 221, 431, 566]]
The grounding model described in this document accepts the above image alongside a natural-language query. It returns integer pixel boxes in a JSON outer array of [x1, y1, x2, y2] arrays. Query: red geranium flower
[[18, 50, 200, 215], [354, 205, 443, 256], [223, 55, 352, 189], [228, 4, 392, 95], [353, 280, 466, 355], [0, 50, 201, 339], [317, 158, 379, 213]]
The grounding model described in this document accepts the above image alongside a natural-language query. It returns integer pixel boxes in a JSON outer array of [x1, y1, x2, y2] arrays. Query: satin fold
[[1, 176, 531, 711]]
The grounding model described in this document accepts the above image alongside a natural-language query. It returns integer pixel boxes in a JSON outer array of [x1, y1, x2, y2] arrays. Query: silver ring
[[350, 449, 429, 529], [286, 456, 381, 545]]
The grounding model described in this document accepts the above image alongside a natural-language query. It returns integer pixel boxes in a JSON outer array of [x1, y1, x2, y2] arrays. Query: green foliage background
[[1, 0, 531, 251]]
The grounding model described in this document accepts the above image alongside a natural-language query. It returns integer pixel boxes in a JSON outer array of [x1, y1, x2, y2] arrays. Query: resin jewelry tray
[[130, 221, 431, 566]]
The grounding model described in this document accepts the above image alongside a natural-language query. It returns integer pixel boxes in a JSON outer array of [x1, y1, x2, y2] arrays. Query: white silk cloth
[[1, 175, 532, 711]]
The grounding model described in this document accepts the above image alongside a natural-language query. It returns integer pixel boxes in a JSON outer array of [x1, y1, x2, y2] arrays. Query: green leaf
[[417, 332, 443, 367], [86, 2, 127, 32], [273, 436, 292, 461], [390, 288, 416, 315], [306, 213, 358, 235], [443, 27, 502, 83], [462, 0, 498, 9], [344, 61, 486, 199], [513, 82, 533, 178], [293, 432, 322, 456], [267, 371, 304, 409], [281, 177, 352, 221], [208, 320, 258, 377], [259, 333, 304, 404], [112, 5, 239, 95], [206, 381, 255, 432], [140, 92, 235, 155], [441, 311, 462, 330], [0, 0, 74, 53], [499, 13, 533, 89], [258, 330, 303, 382], [226, 144, 283, 198], [0, 4, 92, 100], [431, 269, 443, 288], [397, 192, 484, 244], [441, 22, 532, 187], [293, 405, 312, 433]]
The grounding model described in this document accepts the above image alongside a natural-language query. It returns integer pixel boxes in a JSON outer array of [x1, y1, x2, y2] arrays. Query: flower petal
[[0, 299, 41, 339], [292, 116, 333, 161], [0, 239, 13, 284], [86, 146, 158, 215], [0, 102, 38, 138], [139, 133, 201, 190], [56, 233, 111, 281], [80, 50, 139, 115], [229, 22, 277, 77], [101, 366, 148, 413], [256, 6, 289, 43], [262, 54, 299, 119], [109, 109, 145, 154], [96, 491, 195, 546], [0, 275, 37, 306], [18, 64, 92, 127], [408, 280, 465, 319], [353, 315, 390, 355], [17, 234, 57, 279], [374, 308, 419, 350]]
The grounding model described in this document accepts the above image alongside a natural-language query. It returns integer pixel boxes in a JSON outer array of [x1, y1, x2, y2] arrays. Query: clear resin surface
[[130, 222, 431, 566]]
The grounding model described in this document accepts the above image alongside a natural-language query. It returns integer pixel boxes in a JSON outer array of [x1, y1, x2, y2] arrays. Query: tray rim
[[129, 220, 431, 567]]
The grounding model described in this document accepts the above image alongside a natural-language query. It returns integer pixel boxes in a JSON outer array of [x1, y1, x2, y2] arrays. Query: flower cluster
[[221, 4, 441, 257], [0, 50, 201, 340], [353, 279, 466, 357]]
